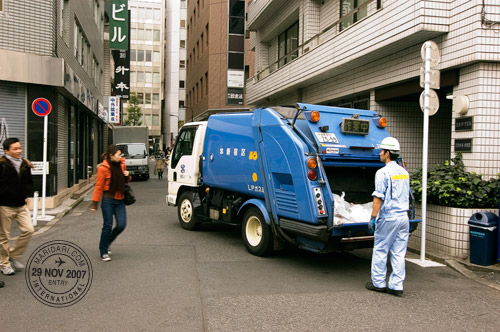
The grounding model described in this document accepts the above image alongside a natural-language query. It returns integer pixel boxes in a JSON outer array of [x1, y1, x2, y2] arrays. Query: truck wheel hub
[[246, 216, 262, 246], [180, 200, 192, 222]]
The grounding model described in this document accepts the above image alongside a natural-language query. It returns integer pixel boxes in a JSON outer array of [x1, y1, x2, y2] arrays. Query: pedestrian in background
[[365, 137, 410, 297], [155, 152, 166, 179], [91, 144, 131, 262], [0, 137, 34, 276]]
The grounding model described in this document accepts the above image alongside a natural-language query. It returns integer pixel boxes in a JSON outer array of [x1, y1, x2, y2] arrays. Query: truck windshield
[[117, 144, 146, 159]]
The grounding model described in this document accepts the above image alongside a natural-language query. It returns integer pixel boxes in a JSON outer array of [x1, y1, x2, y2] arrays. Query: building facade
[[186, 0, 252, 119], [0, 0, 108, 206], [126, 0, 164, 152], [164, 0, 187, 148], [247, 0, 500, 180]]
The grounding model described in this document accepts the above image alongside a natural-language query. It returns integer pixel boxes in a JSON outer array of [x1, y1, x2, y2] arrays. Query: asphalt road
[[1, 178, 500, 331]]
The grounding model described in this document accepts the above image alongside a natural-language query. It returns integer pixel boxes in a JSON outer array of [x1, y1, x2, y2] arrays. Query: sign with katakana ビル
[[110, 0, 128, 50], [112, 50, 130, 100], [109, 96, 120, 124]]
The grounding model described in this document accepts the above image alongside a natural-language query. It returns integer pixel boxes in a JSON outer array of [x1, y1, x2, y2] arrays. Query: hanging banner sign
[[109, 96, 120, 124], [112, 50, 130, 100], [110, 0, 129, 50]]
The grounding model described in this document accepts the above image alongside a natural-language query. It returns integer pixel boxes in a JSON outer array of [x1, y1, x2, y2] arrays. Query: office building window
[[130, 49, 137, 61], [131, 28, 137, 41], [154, 29, 160, 41], [145, 93, 151, 104], [138, 28, 144, 40], [145, 72, 152, 83], [145, 114, 152, 125], [278, 21, 299, 68], [146, 8, 153, 20], [153, 93, 159, 105], [180, 81, 185, 89], [180, 40, 186, 48], [229, 0, 245, 34], [153, 72, 160, 83], [146, 29, 153, 41], [137, 92, 144, 104], [131, 71, 137, 83], [181, 20, 186, 28], [152, 115, 159, 126], [153, 51, 160, 62], [180, 60, 185, 68], [137, 50, 144, 61], [154, 8, 161, 21], [137, 71, 144, 82], [145, 50, 152, 62]]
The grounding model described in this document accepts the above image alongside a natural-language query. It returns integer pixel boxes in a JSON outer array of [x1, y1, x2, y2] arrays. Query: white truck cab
[[167, 122, 207, 206]]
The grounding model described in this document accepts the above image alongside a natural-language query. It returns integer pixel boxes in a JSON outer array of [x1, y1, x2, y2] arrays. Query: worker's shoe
[[386, 288, 404, 297], [1, 266, 15, 275], [365, 282, 386, 292]]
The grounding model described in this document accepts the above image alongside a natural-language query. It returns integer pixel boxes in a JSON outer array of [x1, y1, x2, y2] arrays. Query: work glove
[[368, 216, 376, 234]]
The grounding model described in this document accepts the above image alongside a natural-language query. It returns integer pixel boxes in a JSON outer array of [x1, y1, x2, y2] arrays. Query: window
[[153, 51, 160, 62], [131, 6, 137, 19], [145, 50, 152, 62], [153, 93, 159, 105], [278, 21, 299, 68], [154, 29, 160, 41], [137, 50, 144, 61], [145, 72, 152, 83], [145, 29, 153, 41], [137, 71, 144, 82], [154, 8, 161, 21], [138, 7, 146, 19], [0, 0, 3, 11], [179, 100, 185, 108], [180, 60, 185, 68], [153, 72, 160, 83], [144, 114, 152, 125], [152, 115, 159, 126], [340, 0, 375, 31], [145, 93, 151, 104], [131, 71, 137, 83], [137, 92, 144, 104], [180, 20, 186, 28], [130, 49, 137, 61], [131, 28, 137, 41], [205, 72, 208, 95], [171, 127, 198, 169], [179, 80, 185, 89], [146, 8, 153, 20], [229, 0, 245, 34], [206, 24, 209, 46], [138, 28, 144, 40], [180, 40, 186, 48], [60, 0, 70, 38], [228, 53, 244, 69]]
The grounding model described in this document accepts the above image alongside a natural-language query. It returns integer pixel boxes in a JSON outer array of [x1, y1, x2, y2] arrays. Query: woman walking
[[91, 145, 131, 262], [155, 153, 166, 179]]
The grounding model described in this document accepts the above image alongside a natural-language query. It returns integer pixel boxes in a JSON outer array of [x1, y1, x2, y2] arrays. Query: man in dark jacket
[[0, 137, 34, 276]]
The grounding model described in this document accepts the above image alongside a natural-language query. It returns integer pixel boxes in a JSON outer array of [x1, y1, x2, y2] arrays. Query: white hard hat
[[380, 137, 400, 152]]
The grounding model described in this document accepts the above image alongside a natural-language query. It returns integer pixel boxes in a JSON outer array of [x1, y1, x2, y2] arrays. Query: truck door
[[167, 125, 204, 204]]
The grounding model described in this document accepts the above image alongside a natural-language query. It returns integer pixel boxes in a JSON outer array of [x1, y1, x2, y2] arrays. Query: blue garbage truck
[[166, 103, 420, 256]]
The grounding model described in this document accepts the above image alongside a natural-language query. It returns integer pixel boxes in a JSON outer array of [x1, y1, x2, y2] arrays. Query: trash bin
[[468, 212, 499, 266]]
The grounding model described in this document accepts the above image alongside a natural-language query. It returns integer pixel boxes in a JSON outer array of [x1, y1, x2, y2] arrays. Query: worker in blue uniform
[[365, 137, 410, 297]]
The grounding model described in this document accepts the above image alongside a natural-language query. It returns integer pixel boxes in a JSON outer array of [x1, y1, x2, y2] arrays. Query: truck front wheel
[[178, 191, 201, 230], [242, 208, 273, 256]]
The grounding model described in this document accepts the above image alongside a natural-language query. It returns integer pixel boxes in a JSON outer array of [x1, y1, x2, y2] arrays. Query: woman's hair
[[104, 144, 121, 161]]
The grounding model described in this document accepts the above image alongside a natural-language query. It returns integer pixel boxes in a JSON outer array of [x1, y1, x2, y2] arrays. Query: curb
[[408, 247, 500, 292]]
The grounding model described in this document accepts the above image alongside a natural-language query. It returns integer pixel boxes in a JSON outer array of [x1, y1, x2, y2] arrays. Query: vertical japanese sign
[[112, 50, 130, 99], [110, 0, 128, 50], [109, 96, 120, 123]]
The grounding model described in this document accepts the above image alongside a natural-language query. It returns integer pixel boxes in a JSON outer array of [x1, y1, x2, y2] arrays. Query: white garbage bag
[[333, 192, 373, 225]]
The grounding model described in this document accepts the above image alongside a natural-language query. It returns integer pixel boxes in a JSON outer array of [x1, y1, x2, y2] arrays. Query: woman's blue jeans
[[99, 198, 127, 257]]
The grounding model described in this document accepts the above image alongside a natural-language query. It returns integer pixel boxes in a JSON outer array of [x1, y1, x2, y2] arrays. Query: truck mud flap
[[279, 218, 329, 242]]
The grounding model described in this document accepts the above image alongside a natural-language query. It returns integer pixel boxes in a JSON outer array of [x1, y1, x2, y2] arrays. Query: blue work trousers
[[99, 198, 127, 257], [371, 216, 409, 291]]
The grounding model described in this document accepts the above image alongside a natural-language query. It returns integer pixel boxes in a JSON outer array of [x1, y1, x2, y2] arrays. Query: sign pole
[[420, 44, 431, 262], [42, 115, 48, 218]]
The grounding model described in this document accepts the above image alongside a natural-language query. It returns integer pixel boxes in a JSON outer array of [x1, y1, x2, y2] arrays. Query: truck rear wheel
[[178, 191, 201, 230], [242, 207, 273, 256]]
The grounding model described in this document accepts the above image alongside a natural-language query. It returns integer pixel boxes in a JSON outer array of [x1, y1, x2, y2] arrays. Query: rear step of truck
[[279, 218, 329, 242]]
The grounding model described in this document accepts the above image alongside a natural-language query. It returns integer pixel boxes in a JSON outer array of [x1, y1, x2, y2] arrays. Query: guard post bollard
[[468, 212, 499, 266], [32, 191, 39, 227]]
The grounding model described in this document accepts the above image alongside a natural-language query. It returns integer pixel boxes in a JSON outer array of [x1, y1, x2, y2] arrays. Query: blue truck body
[[168, 103, 420, 255]]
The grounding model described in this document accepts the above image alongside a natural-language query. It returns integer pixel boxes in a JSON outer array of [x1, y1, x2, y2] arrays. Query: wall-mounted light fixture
[[446, 94, 470, 115]]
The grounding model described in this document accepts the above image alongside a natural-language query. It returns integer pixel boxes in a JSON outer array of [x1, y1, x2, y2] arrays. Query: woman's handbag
[[124, 184, 136, 205]]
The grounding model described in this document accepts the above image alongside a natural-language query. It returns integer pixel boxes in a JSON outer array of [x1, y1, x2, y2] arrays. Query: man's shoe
[[101, 254, 111, 262], [386, 288, 404, 297], [365, 282, 386, 292], [1, 266, 15, 275], [0, 280, 4, 288], [10, 259, 25, 271]]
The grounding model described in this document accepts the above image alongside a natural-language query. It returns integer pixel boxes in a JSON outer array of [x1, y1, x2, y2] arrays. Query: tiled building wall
[[0, 0, 55, 56], [452, 63, 500, 179], [301, 0, 320, 42]]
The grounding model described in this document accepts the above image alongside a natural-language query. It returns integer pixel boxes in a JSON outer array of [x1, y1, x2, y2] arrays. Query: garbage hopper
[[468, 212, 499, 266]]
